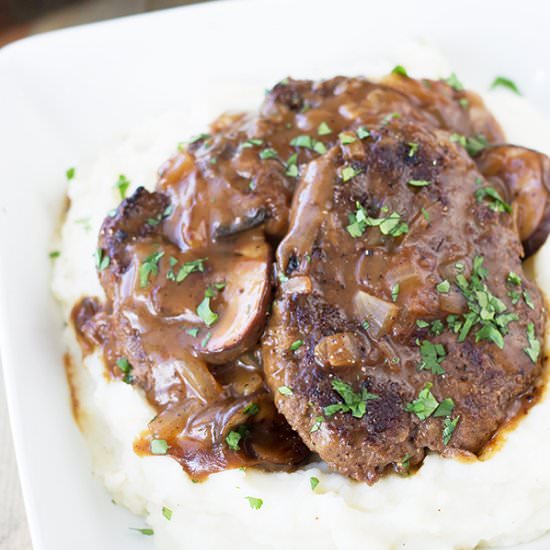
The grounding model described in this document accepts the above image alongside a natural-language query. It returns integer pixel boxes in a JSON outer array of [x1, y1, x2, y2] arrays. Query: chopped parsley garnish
[[147, 204, 174, 226], [150, 439, 168, 455], [399, 453, 411, 470], [189, 133, 210, 144], [324, 378, 378, 419], [452, 256, 518, 348], [245, 496, 263, 510], [286, 153, 299, 177], [523, 290, 535, 310], [524, 322, 540, 363], [162, 506, 173, 521], [289, 339, 304, 351], [168, 257, 207, 283], [186, 327, 199, 337], [362, 320, 370, 330], [226, 430, 243, 451], [66, 167, 76, 180], [416, 320, 430, 328], [115, 174, 130, 199], [95, 248, 110, 271], [405, 383, 439, 420], [243, 403, 259, 416], [278, 385, 293, 396], [317, 122, 332, 136], [434, 397, 455, 417], [408, 179, 431, 187], [259, 148, 278, 160], [436, 280, 450, 293], [491, 76, 521, 95], [310, 477, 320, 490], [391, 65, 408, 76], [339, 132, 357, 145], [341, 165, 362, 182], [201, 332, 212, 347], [444, 73, 464, 91], [278, 271, 289, 283], [449, 133, 488, 156], [443, 416, 460, 445], [356, 126, 370, 139], [139, 250, 164, 287], [507, 271, 522, 286], [49, 250, 60, 259], [417, 340, 446, 375], [391, 283, 400, 302], [475, 186, 512, 213], [290, 134, 326, 154], [346, 202, 408, 238], [130, 528, 154, 536], [458, 98, 469, 109], [407, 142, 419, 157], [116, 357, 133, 384], [382, 112, 400, 125], [197, 288, 219, 327], [421, 207, 430, 222], [310, 415, 324, 433], [241, 138, 264, 148]]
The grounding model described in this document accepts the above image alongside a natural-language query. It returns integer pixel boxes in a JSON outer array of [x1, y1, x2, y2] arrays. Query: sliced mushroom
[[476, 145, 550, 256]]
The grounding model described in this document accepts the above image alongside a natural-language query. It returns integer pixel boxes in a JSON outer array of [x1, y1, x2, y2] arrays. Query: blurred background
[[0, 2, 210, 549], [0, 0, 209, 46]]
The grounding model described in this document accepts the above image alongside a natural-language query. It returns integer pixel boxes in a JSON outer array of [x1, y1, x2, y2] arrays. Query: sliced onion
[[439, 289, 466, 314], [353, 290, 399, 338], [283, 275, 313, 295], [314, 332, 364, 368]]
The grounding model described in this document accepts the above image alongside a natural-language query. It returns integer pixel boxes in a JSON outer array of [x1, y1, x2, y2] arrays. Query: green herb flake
[[139, 250, 164, 287], [391, 283, 400, 302], [317, 122, 332, 136], [49, 250, 61, 259], [356, 126, 370, 139], [392, 65, 408, 76], [278, 385, 293, 396], [416, 320, 430, 329], [339, 132, 357, 145], [290, 135, 313, 149], [259, 148, 278, 160], [421, 207, 431, 222], [408, 179, 431, 188], [405, 383, 439, 420], [197, 291, 219, 327], [523, 290, 535, 310], [382, 112, 400, 125], [407, 142, 419, 157], [434, 397, 455, 418], [310, 477, 320, 491], [243, 403, 259, 416], [313, 141, 327, 155], [524, 322, 541, 363], [346, 202, 408, 238], [324, 378, 378, 419], [341, 165, 362, 182], [162, 506, 173, 521], [289, 339, 304, 351], [66, 167, 76, 180], [443, 416, 460, 445], [116, 357, 133, 384], [458, 98, 469, 109], [186, 327, 199, 337], [286, 163, 299, 177], [241, 138, 264, 148], [150, 439, 168, 455], [362, 320, 370, 330], [226, 430, 243, 451], [188, 133, 210, 144], [475, 187, 512, 213], [450, 133, 488, 156], [95, 248, 110, 272], [444, 73, 464, 91], [130, 527, 154, 536], [115, 174, 131, 200], [417, 340, 446, 375], [507, 272, 521, 286], [310, 415, 324, 433], [245, 496, 263, 510], [201, 332, 212, 347], [491, 76, 521, 95], [436, 280, 450, 293]]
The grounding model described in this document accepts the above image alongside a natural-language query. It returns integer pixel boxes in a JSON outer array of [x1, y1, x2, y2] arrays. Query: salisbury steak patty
[[262, 115, 546, 483]]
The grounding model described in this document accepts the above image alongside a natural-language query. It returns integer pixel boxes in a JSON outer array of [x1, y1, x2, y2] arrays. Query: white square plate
[[1, 0, 550, 548]]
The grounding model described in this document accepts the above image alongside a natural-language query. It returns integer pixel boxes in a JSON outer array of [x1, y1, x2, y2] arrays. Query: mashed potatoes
[[52, 50, 550, 549]]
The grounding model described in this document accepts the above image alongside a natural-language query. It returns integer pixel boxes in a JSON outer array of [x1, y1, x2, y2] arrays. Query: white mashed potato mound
[[52, 45, 550, 550]]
